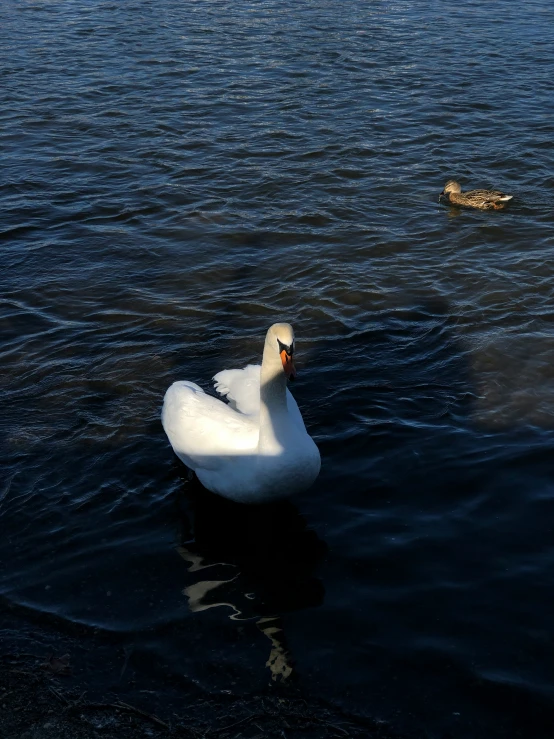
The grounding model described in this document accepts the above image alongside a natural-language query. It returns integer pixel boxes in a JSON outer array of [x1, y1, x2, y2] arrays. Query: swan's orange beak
[[280, 350, 297, 381]]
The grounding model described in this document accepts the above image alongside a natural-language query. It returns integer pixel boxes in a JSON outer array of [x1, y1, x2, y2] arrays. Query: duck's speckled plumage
[[439, 180, 513, 210]]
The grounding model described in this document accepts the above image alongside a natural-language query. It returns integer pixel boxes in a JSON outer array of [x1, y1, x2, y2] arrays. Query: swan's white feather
[[213, 365, 261, 416], [162, 381, 258, 471]]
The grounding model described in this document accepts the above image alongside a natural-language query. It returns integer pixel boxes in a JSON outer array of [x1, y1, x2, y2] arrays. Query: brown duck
[[439, 180, 513, 210]]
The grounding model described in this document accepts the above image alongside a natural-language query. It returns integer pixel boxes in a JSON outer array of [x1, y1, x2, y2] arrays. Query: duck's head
[[266, 323, 296, 380], [440, 180, 462, 202]]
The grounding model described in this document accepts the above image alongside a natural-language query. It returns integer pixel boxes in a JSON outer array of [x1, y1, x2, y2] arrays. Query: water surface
[[2, 1, 554, 736]]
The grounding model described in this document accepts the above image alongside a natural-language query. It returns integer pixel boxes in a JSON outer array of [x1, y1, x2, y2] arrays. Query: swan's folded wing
[[162, 381, 258, 470], [213, 364, 306, 430], [213, 365, 261, 416]]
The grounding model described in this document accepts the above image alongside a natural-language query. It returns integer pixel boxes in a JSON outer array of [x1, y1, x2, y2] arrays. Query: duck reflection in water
[[174, 471, 326, 682]]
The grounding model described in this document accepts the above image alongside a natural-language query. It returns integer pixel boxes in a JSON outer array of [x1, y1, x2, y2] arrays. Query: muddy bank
[[1, 651, 402, 739], [0, 592, 413, 739]]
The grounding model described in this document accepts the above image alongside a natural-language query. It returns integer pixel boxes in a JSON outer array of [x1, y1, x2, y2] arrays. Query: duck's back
[[465, 188, 509, 200]]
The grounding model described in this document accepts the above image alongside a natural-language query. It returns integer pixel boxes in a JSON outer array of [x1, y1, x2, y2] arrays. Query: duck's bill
[[280, 350, 297, 380]]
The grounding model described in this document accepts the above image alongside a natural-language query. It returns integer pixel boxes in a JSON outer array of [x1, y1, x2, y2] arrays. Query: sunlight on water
[[2, 0, 554, 736]]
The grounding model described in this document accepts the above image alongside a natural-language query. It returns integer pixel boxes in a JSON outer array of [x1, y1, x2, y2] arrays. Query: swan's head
[[266, 323, 296, 380]]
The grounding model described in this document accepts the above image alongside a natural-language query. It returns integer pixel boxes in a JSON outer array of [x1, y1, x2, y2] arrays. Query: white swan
[[161, 323, 321, 503]]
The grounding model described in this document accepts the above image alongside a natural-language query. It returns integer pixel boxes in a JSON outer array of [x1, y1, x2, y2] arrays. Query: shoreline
[[1, 651, 402, 739], [0, 603, 403, 739]]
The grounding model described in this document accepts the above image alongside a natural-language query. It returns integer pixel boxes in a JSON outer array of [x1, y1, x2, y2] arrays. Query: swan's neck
[[258, 343, 288, 453]]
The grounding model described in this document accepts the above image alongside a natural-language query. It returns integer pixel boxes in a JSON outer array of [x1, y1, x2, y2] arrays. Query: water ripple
[[2, 0, 554, 734]]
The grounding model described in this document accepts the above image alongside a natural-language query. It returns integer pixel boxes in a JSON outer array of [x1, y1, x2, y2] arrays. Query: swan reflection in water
[[175, 473, 326, 682]]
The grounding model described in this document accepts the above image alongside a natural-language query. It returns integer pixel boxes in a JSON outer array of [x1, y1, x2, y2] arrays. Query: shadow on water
[[172, 463, 326, 682], [4, 267, 554, 736], [239, 290, 554, 738]]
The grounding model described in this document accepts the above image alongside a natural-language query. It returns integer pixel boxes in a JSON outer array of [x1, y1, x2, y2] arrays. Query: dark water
[[2, 0, 554, 735]]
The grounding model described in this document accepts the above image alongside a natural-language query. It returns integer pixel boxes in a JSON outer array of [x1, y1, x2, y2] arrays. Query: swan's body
[[162, 323, 320, 503], [439, 180, 513, 210]]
